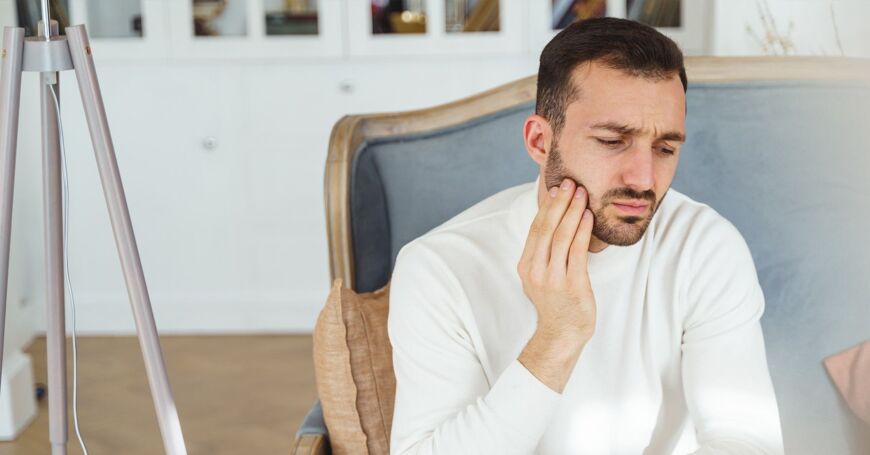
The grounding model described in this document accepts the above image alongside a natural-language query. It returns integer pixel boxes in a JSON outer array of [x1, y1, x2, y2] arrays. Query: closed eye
[[596, 138, 624, 147]]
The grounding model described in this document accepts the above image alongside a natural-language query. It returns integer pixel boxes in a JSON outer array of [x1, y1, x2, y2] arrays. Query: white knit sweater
[[388, 176, 783, 454]]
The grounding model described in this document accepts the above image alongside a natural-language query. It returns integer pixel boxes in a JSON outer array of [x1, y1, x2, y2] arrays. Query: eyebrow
[[590, 121, 686, 143]]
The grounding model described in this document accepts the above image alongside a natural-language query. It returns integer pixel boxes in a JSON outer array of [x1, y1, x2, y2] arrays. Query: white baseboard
[[0, 350, 37, 441]]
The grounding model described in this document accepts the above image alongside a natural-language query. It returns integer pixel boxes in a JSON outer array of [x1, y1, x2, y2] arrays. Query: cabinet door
[[348, 0, 526, 57], [529, 0, 710, 56], [68, 0, 169, 60], [166, 0, 343, 60]]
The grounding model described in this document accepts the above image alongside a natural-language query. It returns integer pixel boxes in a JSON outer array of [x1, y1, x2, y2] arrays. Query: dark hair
[[536, 17, 687, 136]]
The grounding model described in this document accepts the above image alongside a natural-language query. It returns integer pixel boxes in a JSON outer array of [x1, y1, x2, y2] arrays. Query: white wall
[[712, 0, 870, 57]]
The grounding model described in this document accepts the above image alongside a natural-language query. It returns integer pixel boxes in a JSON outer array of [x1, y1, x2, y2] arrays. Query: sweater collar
[[510, 175, 633, 270]]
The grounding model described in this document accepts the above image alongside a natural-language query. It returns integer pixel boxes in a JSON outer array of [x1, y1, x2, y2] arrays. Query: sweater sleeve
[[388, 241, 562, 455], [681, 216, 784, 454]]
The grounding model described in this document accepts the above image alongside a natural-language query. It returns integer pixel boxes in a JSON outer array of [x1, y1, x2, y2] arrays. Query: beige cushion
[[313, 278, 395, 455]]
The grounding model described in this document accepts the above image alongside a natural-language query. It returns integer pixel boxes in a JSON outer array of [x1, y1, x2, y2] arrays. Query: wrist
[[534, 320, 593, 346], [527, 327, 587, 359], [518, 327, 588, 394]]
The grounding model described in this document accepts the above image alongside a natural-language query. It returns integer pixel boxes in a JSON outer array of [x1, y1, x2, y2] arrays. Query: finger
[[549, 185, 588, 273], [567, 208, 594, 276], [518, 184, 557, 273], [530, 178, 576, 271]]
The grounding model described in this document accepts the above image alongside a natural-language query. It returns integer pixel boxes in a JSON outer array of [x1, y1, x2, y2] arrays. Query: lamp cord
[[48, 82, 90, 455]]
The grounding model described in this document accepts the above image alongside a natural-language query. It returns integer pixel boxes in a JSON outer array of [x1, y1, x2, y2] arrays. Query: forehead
[[564, 62, 686, 132]]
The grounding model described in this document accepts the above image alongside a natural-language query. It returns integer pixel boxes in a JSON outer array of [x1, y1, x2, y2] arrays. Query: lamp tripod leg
[[65, 25, 187, 455]]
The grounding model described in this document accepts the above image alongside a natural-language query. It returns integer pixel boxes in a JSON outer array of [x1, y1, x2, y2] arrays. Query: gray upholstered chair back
[[350, 103, 538, 294], [315, 59, 870, 454], [675, 80, 870, 453]]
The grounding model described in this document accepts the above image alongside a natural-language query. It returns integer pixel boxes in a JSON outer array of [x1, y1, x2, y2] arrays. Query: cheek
[[655, 165, 677, 192], [583, 172, 619, 208], [561, 146, 621, 206], [586, 190, 609, 213], [574, 175, 614, 212]]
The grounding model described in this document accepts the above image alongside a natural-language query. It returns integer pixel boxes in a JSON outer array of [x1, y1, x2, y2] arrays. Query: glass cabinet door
[[445, 0, 500, 33], [529, 0, 707, 57], [166, 0, 341, 60], [371, 0, 426, 34], [193, 0, 247, 37], [626, 0, 681, 28], [67, 0, 169, 59], [264, 0, 319, 36], [551, 0, 607, 30], [86, 0, 144, 38], [350, 0, 521, 57]]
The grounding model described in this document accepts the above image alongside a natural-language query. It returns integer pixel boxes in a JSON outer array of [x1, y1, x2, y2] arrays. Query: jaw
[[592, 206, 655, 246]]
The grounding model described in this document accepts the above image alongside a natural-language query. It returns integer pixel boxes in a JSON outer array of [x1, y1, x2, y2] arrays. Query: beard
[[544, 141, 664, 246]]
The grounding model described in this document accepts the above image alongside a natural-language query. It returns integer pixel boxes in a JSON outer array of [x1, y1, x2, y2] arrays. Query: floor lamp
[[0, 3, 187, 455]]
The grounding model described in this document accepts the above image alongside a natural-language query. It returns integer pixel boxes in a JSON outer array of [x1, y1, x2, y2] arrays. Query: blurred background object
[[372, 0, 426, 34], [193, 0, 246, 37], [552, 0, 607, 29], [265, 0, 319, 35], [446, 0, 500, 33], [627, 0, 681, 27], [15, 0, 68, 35], [86, 0, 143, 38]]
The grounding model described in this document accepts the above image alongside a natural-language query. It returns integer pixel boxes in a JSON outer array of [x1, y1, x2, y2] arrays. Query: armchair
[[293, 57, 870, 454]]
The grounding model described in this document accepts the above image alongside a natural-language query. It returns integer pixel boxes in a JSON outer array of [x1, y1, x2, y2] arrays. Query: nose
[[621, 143, 655, 193]]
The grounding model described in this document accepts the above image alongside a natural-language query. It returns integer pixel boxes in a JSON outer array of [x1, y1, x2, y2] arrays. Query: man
[[388, 18, 783, 454]]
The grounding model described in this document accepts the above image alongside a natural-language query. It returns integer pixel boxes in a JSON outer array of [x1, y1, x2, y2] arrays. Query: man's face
[[543, 62, 686, 246]]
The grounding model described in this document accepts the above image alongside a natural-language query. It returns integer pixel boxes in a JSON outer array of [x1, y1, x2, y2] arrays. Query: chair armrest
[[292, 400, 330, 455]]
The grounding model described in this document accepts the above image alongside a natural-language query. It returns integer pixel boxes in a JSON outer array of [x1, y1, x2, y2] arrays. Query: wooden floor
[[0, 335, 318, 455]]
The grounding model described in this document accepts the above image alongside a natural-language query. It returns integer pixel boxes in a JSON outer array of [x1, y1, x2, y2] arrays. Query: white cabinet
[[64, 1, 711, 62], [68, 0, 344, 61]]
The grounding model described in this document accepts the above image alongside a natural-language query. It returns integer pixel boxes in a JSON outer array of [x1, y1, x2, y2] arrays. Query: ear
[[523, 114, 552, 167]]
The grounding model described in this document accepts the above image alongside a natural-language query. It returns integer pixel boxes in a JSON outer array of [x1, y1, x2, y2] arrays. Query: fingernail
[[549, 187, 558, 198], [561, 179, 571, 190], [574, 187, 585, 198]]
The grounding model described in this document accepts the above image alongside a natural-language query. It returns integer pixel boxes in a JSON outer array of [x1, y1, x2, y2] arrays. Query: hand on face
[[516, 177, 597, 342]]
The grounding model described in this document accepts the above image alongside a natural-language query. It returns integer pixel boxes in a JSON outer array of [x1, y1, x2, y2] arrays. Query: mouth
[[612, 200, 649, 216]]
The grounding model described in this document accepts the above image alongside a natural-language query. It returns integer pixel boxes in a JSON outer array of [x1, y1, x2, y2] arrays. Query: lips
[[612, 200, 648, 208], [612, 200, 649, 215]]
